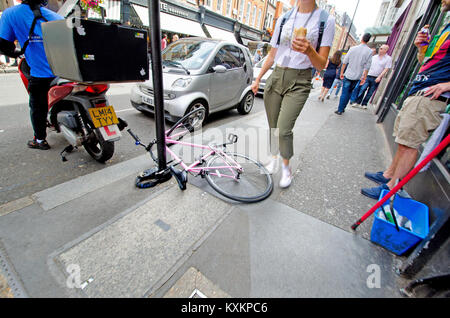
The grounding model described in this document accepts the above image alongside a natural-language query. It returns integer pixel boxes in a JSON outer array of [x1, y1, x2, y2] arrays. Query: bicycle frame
[[164, 127, 243, 180]]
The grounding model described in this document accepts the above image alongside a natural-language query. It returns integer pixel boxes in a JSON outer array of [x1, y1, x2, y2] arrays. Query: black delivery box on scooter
[[42, 18, 149, 83]]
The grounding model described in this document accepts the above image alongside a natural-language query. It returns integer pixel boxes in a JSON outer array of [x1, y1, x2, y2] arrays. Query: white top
[[342, 44, 373, 80], [269, 9, 335, 70], [368, 54, 392, 77]]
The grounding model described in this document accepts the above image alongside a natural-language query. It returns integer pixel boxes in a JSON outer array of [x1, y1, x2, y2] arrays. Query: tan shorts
[[393, 96, 447, 149]]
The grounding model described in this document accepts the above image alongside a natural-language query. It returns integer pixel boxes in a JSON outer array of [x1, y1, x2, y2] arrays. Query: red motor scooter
[[18, 58, 127, 163]]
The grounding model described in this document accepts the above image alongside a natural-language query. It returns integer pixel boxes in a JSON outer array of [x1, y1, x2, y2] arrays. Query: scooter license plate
[[89, 106, 119, 128]]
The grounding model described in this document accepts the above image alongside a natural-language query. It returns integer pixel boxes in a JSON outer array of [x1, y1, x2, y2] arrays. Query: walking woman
[[319, 50, 342, 102], [251, 0, 335, 188]]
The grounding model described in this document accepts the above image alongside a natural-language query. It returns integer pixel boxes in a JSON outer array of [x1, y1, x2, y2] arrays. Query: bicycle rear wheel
[[205, 153, 273, 203]]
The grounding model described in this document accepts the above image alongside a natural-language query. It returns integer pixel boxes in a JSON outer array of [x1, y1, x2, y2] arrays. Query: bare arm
[[415, 25, 430, 64], [360, 69, 369, 85], [423, 82, 450, 100], [376, 68, 390, 83], [340, 64, 347, 80], [251, 47, 277, 94]]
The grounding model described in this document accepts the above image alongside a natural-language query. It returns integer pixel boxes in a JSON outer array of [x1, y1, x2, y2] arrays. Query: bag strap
[[276, 8, 296, 46], [277, 8, 328, 51], [19, 6, 48, 55], [316, 9, 328, 52]]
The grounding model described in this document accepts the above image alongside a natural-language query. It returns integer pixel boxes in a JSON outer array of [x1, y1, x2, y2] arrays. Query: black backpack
[[276, 8, 329, 52]]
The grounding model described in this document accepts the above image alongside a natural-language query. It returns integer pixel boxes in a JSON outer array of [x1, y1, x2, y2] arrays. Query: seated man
[[362, 1, 450, 199]]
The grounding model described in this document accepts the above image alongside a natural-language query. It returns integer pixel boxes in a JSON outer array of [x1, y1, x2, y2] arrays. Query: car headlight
[[164, 93, 176, 100], [172, 78, 192, 88]]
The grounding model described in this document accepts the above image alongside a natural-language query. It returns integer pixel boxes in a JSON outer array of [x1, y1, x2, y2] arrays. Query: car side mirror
[[213, 65, 227, 73]]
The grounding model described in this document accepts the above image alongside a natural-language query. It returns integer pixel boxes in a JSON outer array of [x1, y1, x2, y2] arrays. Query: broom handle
[[351, 133, 450, 231]]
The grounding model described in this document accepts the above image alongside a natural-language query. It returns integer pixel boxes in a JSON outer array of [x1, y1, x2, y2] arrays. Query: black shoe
[[334, 110, 343, 115], [27, 138, 51, 150]]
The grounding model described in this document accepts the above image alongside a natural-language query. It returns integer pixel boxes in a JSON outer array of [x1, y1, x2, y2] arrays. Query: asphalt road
[[0, 73, 265, 205]]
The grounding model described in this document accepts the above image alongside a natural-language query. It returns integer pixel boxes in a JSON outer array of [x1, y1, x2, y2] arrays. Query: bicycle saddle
[[169, 166, 187, 191]]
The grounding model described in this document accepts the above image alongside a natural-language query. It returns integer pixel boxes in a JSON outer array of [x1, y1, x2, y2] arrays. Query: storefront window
[[239, 0, 244, 21], [257, 8, 262, 29], [246, 1, 251, 24], [216, 0, 223, 13], [388, 10, 450, 172], [252, 5, 257, 27], [394, 11, 449, 110], [226, 0, 232, 17]]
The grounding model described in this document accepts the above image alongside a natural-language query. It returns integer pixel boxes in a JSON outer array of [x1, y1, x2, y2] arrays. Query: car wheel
[[237, 91, 254, 115], [185, 100, 208, 126]]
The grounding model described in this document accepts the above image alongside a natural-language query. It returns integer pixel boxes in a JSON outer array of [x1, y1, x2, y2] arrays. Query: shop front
[[130, 0, 205, 40], [237, 23, 263, 46], [199, 5, 238, 43]]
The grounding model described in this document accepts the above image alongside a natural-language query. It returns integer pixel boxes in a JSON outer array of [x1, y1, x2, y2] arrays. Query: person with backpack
[[0, 0, 62, 150], [251, 0, 335, 188]]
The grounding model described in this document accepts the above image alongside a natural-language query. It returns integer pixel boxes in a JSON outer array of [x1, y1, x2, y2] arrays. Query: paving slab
[[158, 199, 403, 298], [57, 185, 233, 298], [278, 107, 392, 239]]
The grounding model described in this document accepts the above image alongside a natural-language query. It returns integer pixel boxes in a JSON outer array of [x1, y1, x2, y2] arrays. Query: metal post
[[148, 0, 167, 170], [342, 0, 360, 50]]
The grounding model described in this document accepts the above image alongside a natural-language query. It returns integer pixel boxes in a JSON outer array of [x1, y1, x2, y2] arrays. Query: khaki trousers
[[263, 66, 312, 159]]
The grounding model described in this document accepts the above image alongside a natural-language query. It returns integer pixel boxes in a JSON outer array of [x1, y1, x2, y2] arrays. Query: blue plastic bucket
[[370, 190, 429, 255]]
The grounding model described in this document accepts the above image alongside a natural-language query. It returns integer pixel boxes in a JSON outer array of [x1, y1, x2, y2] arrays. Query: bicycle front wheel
[[205, 153, 273, 203]]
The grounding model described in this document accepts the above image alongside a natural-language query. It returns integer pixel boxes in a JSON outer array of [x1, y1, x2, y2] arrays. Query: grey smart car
[[130, 37, 255, 124]]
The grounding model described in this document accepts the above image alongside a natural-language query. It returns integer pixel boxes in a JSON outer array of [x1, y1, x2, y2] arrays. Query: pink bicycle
[[128, 106, 273, 203]]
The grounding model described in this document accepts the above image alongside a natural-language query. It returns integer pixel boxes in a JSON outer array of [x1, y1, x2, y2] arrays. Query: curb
[[0, 68, 18, 74]]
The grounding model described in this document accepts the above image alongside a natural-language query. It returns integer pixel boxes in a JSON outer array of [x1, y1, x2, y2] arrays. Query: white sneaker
[[279, 167, 292, 188], [264, 156, 279, 174], [351, 103, 359, 108]]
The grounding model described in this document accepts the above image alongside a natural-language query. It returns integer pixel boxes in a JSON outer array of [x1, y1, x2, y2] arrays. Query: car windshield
[[162, 40, 217, 70], [255, 57, 274, 69]]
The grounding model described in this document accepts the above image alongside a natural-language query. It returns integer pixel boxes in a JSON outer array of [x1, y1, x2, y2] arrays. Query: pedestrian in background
[[161, 33, 168, 50], [349, 45, 377, 105], [362, 0, 450, 199], [351, 44, 392, 109], [253, 48, 263, 64], [326, 63, 343, 99], [318, 50, 342, 102], [251, 0, 335, 188], [335, 33, 373, 115], [172, 34, 179, 43]]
